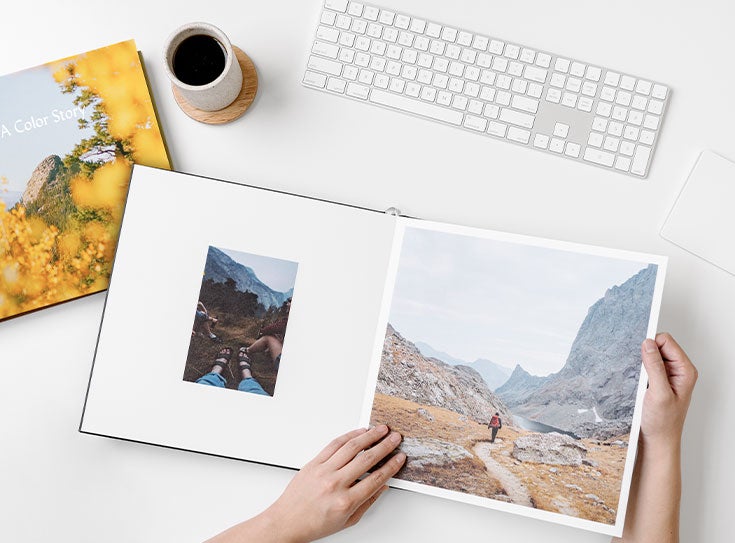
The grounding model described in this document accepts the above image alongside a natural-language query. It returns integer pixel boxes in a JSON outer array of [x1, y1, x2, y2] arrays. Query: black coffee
[[173, 34, 226, 86]]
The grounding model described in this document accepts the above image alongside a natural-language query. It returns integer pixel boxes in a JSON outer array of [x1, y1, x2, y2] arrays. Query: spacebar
[[369, 89, 463, 125]]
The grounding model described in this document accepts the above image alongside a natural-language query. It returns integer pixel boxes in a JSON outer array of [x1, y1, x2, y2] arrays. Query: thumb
[[641, 338, 671, 395]]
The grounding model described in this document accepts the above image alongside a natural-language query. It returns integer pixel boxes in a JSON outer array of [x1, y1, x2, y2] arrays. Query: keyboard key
[[457, 31, 473, 46], [436, 90, 452, 105], [592, 117, 607, 131], [504, 44, 520, 59], [565, 142, 581, 157], [583, 147, 615, 167], [603, 136, 620, 152], [346, 82, 370, 98], [363, 5, 379, 20], [336, 14, 351, 30], [410, 18, 426, 33], [570, 62, 586, 76], [321, 10, 337, 25], [554, 122, 569, 138], [370, 88, 464, 124], [588, 132, 603, 147], [464, 114, 488, 131], [616, 91, 632, 106], [550, 73, 566, 88], [325, 0, 348, 12], [604, 71, 620, 86], [313, 40, 340, 58], [546, 88, 562, 103], [607, 121, 623, 136], [303, 70, 327, 88], [426, 22, 441, 37], [441, 26, 457, 41], [586, 66, 602, 81], [596, 102, 612, 117], [643, 114, 660, 130], [395, 14, 411, 29], [561, 92, 577, 108], [520, 48, 536, 63], [388, 77, 404, 92], [472, 35, 489, 50], [483, 103, 499, 118], [577, 97, 593, 112], [631, 145, 652, 175], [549, 138, 565, 153], [524, 65, 548, 83], [620, 75, 636, 90], [507, 126, 530, 143], [555, 57, 570, 73], [527, 83, 543, 98], [536, 53, 551, 68], [496, 90, 511, 105], [534, 133, 549, 148], [640, 130, 655, 145], [327, 77, 347, 92], [308, 55, 342, 75], [406, 82, 421, 97], [468, 99, 483, 114], [615, 156, 631, 171], [635, 80, 652, 95], [651, 84, 668, 99], [420, 86, 437, 101], [488, 40, 504, 54], [623, 126, 640, 140], [451, 94, 468, 109], [612, 106, 628, 121], [619, 140, 635, 156], [316, 25, 340, 42], [347, 2, 363, 16], [581, 81, 597, 96], [511, 95, 539, 113], [600, 86, 616, 101], [566, 77, 582, 92], [631, 95, 648, 110], [373, 74, 389, 89], [648, 99, 664, 115], [500, 108, 534, 128], [487, 121, 508, 137], [343, 65, 358, 80], [358, 69, 374, 85]]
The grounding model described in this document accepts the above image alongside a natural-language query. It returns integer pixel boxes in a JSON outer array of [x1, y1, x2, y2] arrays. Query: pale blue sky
[[389, 227, 651, 376], [0, 63, 94, 196], [221, 247, 298, 294]]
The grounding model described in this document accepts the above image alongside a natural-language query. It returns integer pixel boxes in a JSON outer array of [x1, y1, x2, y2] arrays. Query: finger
[[339, 430, 402, 482], [350, 452, 406, 504], [641, 339, 671, 395], [324, 425, 390, 470], [655, 333, 698, 396], [310, 428, 368, 466], [345, 485, 388, 528]]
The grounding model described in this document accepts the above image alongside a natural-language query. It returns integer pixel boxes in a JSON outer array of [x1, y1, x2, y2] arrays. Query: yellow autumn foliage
[[0, 41, 170, 319]]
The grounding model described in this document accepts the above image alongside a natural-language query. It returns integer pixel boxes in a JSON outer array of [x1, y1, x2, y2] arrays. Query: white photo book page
[[81, 166, 397, 469], [359, 217, 667, 537]]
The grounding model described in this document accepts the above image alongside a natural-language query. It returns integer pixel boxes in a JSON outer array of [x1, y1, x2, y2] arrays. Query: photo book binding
[[81, 165, 667, 537], [0, 40, 171, 321]]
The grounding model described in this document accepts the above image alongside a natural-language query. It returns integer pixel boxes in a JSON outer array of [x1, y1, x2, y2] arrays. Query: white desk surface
[[1, 1, 733, 541]]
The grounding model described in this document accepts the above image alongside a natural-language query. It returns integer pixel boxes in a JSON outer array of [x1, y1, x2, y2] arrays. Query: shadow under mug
[[164, 22, 243, 112]]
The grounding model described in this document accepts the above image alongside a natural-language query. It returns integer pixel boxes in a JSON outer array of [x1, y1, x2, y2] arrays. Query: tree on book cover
[[0, 40, 170, 320]]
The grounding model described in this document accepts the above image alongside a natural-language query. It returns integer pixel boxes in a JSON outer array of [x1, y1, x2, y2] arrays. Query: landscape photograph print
[[0, 40, 170, 320], [183, 246, 298, 398], [369, 225, 660, 526]]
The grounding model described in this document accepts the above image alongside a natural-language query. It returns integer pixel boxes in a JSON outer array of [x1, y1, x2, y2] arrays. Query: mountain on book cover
[[0, 40, 170, 320]]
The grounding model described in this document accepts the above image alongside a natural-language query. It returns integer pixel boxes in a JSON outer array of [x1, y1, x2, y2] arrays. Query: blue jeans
[[196, 372, 269, 396]]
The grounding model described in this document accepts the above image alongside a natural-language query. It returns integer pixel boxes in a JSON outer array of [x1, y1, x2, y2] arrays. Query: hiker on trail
[[245, 297, 291, 370], [488, 411, 502, 443], [196, 346, 269, 396], [193, 301, 218, 340]]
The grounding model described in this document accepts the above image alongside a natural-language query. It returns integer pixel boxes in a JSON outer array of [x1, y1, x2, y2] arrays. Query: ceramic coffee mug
[[164, 22, 243, 111]]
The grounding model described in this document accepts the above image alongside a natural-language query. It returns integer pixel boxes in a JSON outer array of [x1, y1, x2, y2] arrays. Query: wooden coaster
[[172, 46, 258, 124]]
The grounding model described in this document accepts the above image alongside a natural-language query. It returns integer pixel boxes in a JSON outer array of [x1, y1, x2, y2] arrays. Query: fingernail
[[394, 452, 406, 464], [389, 431, 401, 444], [377, 424, 389, 434], [643, 339, 657, 353]]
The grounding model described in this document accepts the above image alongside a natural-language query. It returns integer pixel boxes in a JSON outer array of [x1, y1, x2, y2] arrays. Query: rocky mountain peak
[[21, 155, 63, 206], [495, 265, 657, 439], [377, 324, 512, 424]]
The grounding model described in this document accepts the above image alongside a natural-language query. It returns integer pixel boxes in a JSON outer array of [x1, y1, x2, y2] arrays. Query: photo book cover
[[0, 40, 170, 321], [183, 246, 298, 398], [369, 224, 661, 529]]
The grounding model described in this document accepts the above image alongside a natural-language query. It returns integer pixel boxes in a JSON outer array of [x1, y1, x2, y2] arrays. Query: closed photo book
[[82, 166, 666, 537], [0, 40, 171, 321]]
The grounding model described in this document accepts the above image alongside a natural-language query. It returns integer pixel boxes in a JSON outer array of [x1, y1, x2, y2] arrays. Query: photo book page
[[360, 218, 667, 537], [81, 166, 397, 469]]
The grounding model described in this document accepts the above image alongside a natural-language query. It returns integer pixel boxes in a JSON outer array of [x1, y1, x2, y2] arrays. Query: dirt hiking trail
[[474, 441, 533, 508]]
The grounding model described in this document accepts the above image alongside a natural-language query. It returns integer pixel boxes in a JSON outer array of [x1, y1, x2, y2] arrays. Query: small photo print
[[183, 246, 298, 397], [371, 226, 659, 525]]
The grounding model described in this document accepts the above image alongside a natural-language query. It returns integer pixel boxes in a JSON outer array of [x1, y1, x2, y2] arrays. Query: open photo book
[[82, 166, 666, 537]]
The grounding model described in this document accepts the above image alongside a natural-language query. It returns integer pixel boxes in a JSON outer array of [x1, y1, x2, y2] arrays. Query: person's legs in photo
[[237, 347, 269, 396], [491, 426, 499, 443], [246, 335, 283, 364], [196, 346, 232, 387]]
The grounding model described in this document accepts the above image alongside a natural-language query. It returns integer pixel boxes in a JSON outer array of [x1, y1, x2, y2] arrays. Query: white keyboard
[[302, 0, 671, 178]]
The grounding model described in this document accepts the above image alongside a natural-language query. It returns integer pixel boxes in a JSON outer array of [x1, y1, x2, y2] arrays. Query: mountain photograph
[[368, 225, 661, 526], [182, 245, 298, 397]]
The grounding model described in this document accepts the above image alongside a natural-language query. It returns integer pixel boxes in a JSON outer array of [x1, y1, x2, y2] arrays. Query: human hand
[[262, 425, 405, 543], [640, 333, 698, 449]]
